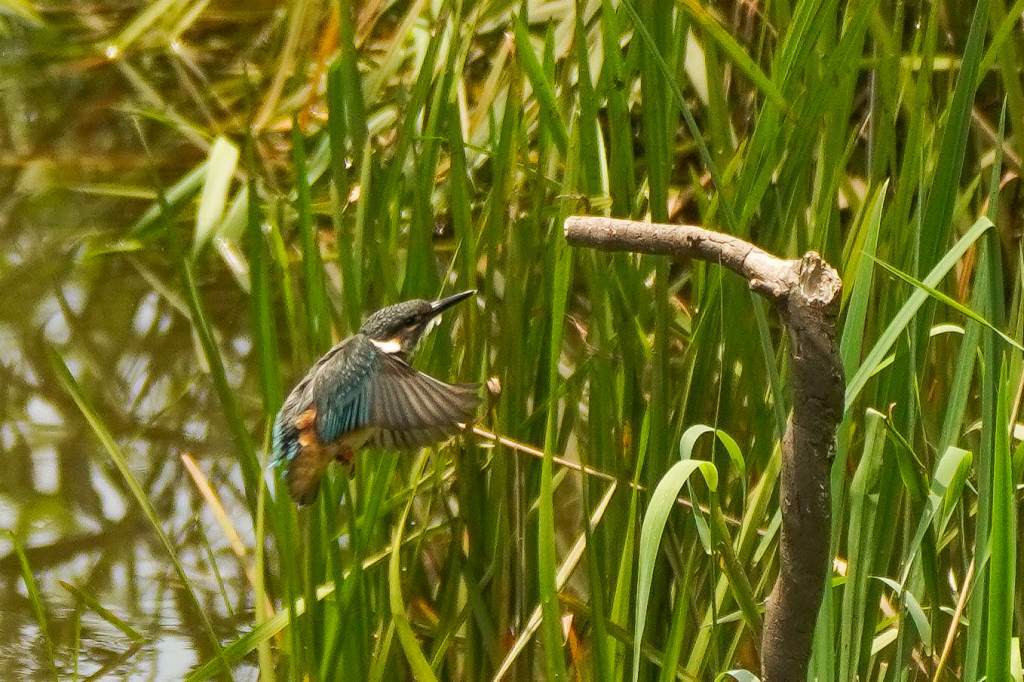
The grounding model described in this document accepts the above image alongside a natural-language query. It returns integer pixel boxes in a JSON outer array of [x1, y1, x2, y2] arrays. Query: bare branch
[[564, 215, 844, 682]]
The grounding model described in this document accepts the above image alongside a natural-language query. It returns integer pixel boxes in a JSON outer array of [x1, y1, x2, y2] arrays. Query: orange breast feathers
[[294, 407, 372, 464]]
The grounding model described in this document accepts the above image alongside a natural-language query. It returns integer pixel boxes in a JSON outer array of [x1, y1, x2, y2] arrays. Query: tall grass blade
[[513, 13, 568, 154], [675, 0, 786, 110], [916, 0, 989, 274], [985, 363, 1016, 677], [244, 142, 283, 413], [845, 216, 993, 408], [538, 232, 573, 682], [838, 409, 886, 680], [839, 181, 888, 376], [292, 120, 331, 354], [389, 453, 438, 681], [9, 532, 59, 677], [48, 350, 230, 678]]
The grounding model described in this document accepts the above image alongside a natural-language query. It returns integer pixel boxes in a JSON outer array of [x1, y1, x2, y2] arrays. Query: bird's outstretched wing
[[274, 336, 479, 504], [366, 352, 480, 448], [309, 337, 479, 447]]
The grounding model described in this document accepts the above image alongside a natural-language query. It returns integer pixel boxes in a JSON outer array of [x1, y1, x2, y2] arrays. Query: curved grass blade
[[870, 257, 1023, 352], [873, 577, 932, 655], [715, 671, 760, 682], [194, 136, 240, 254], [679, 424, 745, 478], [634, 459, 718, 682]]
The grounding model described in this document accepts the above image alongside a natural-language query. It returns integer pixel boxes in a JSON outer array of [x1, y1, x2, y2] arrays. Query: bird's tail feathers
[[270, 412, 298, 468]]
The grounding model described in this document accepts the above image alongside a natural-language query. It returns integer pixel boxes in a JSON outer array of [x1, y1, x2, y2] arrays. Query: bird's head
[[359, 290, 475, 356]]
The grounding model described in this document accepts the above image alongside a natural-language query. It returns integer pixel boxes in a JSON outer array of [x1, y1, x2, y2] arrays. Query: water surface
[[2, 12, 270, 679]]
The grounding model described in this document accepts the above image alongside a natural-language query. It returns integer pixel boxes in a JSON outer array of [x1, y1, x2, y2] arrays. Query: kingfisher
[[272, 290, 480, 504]]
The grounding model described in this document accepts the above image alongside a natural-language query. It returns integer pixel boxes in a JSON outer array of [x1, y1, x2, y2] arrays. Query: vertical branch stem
[[564, 216, 844, 681]]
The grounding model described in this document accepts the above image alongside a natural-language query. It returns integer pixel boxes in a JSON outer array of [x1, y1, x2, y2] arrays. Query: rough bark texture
[[564, 216, 844, 682]]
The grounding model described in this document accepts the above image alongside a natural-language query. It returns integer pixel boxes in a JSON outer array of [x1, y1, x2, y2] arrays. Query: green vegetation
[[1, 0, 1022, 679]]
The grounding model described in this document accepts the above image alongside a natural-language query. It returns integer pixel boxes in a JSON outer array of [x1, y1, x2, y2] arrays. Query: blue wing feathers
[[271, 334, 479, 474], [314, 337, 378, 445], [271, 336, 376, 467]]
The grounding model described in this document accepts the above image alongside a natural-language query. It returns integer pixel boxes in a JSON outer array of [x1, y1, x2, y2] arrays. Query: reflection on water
[[1, 13, 272, 680]]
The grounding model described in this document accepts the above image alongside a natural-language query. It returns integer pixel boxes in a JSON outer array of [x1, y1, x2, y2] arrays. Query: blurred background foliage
[[0, 0, 1022, 679]]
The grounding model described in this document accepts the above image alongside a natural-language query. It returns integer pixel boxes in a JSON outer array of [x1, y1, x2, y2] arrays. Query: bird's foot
[[335, 447, 356, 476]]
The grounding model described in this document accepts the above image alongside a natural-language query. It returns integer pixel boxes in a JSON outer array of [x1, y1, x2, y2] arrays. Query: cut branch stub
[[563, 216, 844, 682]]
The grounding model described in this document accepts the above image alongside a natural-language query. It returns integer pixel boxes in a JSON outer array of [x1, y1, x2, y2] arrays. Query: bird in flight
[[272, 290, 480, 504]]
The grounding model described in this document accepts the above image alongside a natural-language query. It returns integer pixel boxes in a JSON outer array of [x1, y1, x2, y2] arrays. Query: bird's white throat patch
[[372, 338, 403, 354]]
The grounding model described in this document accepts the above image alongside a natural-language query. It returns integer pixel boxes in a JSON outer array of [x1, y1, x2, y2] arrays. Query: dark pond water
[[2, 11, 271, 680]]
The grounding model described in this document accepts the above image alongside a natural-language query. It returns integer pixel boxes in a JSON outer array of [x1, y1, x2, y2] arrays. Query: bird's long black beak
[[429, 289, 475, 317]]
